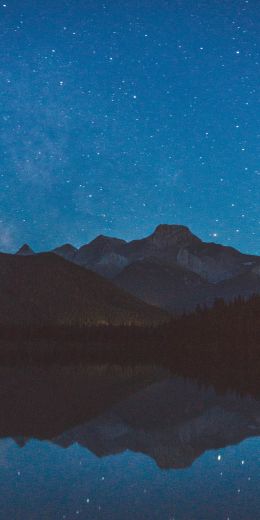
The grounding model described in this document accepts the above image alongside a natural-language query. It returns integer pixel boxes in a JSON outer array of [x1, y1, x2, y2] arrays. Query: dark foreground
[[0, 296, 259, 396]]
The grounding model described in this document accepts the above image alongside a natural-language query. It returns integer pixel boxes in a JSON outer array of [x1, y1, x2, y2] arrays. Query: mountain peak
[[16, 244, 35, 256], [59, 243, 77, 250], [91, 235, 126, 246], [53, 243, 78, 262], [53, 243, 77, 253], [153, 224, 190, 235], [149, 224, 200, 246]]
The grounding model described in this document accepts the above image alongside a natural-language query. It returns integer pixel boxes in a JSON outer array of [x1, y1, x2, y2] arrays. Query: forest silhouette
[[0, 295, 259, 395]]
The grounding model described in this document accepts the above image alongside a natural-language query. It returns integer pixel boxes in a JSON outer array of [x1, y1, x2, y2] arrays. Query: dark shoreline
[[0, 295, 259, 396]]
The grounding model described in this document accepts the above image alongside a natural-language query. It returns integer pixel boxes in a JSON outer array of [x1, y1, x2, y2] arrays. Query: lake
[[0, 366, 259, 519]]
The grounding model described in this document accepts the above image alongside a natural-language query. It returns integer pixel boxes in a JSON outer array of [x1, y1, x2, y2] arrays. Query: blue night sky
[[0, 0, 259, 254]]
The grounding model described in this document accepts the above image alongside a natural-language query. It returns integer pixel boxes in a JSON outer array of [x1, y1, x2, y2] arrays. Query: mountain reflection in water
[[0, 365, 260, 519]]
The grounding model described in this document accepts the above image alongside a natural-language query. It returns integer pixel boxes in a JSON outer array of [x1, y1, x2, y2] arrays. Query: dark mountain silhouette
[[16, 243, 35, 256], [52, 243, 78, 262], [114, 259, 260, 312], [0, 252, 168, 326], [42, 224, 260, 312], [74, 235, 128, 278], [114, 259, 208, 312]]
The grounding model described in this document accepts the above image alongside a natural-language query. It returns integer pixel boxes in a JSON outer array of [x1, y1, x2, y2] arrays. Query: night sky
[[0, 0, 259, 254]]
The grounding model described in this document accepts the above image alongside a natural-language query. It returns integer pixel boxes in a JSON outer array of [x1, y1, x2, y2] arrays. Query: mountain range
[[16, 224, 260, 313]]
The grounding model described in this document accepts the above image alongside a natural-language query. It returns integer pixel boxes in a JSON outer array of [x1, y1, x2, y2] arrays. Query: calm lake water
[[0, 366, 259, 520]]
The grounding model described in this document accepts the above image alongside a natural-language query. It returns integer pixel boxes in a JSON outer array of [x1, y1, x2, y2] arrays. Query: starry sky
[[0, 0, 259, 254]]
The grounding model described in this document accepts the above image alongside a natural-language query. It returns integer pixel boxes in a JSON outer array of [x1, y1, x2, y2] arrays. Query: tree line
[[0, 295, 259, 392]]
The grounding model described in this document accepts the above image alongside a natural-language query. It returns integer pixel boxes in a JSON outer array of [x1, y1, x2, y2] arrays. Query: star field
[[0, 0, 259, 253]]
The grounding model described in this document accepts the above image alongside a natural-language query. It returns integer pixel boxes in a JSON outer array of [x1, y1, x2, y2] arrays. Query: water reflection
[[0, 366, 260, 519], [52, 377, 260, 470]]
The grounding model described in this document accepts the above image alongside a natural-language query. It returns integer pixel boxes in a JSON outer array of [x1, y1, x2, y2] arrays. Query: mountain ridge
[[0, 252, 168, 326], [13, 224, 260, 312]]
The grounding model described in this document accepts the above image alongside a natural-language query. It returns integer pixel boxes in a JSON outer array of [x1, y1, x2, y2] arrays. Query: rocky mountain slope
[[15, 224, 260, 313], [75, 235, 127, 278], [68, 224, 259, 283]]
